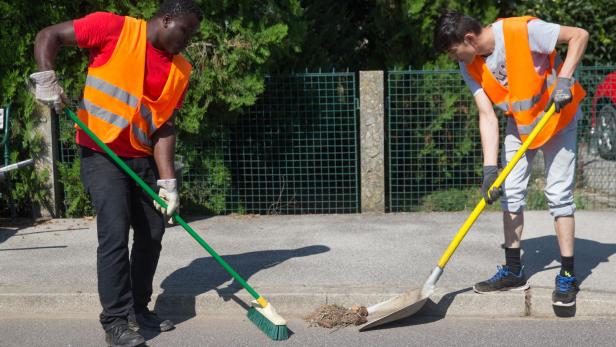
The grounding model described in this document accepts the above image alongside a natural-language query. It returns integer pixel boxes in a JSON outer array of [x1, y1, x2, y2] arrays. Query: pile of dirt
[[305, 304, 368, 329]]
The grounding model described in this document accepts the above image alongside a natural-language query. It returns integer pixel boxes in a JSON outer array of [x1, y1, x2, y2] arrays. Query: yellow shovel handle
[[437, 104, 557, 269]]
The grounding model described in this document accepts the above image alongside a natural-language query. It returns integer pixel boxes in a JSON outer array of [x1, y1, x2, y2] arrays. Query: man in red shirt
[[29, 1, 202, 346]]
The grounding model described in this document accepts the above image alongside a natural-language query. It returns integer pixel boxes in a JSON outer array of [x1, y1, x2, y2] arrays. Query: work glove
[[545, 77, 574, 113], [28, 70, 66, 114], [154, 178, 179, 224], [481, 165, 502, 204]]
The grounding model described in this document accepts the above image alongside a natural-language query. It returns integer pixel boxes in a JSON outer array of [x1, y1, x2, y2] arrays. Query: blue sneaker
[[552, 272, 579, 307], [473, 265, 530, 293]]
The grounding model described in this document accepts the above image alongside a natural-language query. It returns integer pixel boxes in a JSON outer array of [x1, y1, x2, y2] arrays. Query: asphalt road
[[2, 314, 615, 347]]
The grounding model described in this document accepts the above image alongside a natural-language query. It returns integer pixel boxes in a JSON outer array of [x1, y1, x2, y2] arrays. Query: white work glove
[[28, 70, 65, 114], [154, 179, 179, 224]]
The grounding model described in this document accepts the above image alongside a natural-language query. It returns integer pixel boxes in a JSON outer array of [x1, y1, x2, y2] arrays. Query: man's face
[[159, 13, 200, 55], [447, 35, 478, 64]]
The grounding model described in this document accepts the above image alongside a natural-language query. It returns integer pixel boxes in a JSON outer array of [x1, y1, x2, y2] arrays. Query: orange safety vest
[[76, 16, 192, 155], [465, 16, 585, 149]]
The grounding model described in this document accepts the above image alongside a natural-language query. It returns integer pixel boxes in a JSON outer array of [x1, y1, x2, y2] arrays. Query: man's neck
[[146, 19, 164, 51], [475, 26, 495, 57]]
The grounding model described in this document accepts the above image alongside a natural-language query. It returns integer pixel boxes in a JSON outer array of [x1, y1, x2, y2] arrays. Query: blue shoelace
[[488, 265, 512, 283], [556, 274, 577, 293]]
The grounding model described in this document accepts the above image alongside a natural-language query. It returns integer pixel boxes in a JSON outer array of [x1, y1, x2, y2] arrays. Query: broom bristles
[[247, 307, 289, 341]]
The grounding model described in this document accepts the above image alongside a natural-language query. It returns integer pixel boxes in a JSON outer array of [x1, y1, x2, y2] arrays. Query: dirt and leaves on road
[[305, 304, 368, 330]]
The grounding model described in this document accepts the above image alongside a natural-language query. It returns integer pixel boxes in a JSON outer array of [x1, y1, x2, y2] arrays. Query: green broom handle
[[64, 108, 262, 302]]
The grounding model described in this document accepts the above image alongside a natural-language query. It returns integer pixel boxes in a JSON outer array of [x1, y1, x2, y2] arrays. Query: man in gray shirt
[[433, 11, 589, 307]]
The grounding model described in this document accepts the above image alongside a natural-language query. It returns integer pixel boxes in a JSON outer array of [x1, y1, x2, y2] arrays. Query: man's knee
[[549, 202, 576, 218], [501, 198, 525, 213]]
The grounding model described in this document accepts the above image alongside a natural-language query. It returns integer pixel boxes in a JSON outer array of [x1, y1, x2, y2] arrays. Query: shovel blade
[[358, 288, 430, 331]]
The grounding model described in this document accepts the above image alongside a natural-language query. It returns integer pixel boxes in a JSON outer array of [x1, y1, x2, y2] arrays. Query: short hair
[[433, 11, 482, 53], [155, 0, 203, 22]]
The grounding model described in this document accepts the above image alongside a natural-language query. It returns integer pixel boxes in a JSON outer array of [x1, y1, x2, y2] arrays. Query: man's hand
[[29, 70, 65, 114], [545, 77, 574, 112], [154, 179, 179, 224], [482, 165, 502, 204]]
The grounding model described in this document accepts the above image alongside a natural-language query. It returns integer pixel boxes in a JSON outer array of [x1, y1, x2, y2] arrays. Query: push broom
[[63, 107, 288, 340]]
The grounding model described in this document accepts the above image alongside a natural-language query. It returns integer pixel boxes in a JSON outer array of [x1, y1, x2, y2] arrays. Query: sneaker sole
[[160, 325, 175, 332], [473, 282, 530, 294], [106, 337, 145, 347], [552, 300, 576, 307], [131, 321, 175, 332]]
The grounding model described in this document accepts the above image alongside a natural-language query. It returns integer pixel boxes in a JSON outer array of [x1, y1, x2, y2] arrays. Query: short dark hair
[[155, 0, 203, 22], [433, 11, 482, 53]]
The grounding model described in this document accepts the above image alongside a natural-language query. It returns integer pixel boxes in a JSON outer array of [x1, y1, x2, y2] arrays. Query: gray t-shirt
[[459, 19, 560, 96]]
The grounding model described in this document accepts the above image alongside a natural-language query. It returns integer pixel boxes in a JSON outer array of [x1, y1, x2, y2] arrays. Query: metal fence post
[[359, 71, 385, 212], [32, 103, 61, 219]]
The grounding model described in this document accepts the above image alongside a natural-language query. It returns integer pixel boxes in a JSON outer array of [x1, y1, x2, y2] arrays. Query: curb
[[2, 287, 616, 319]]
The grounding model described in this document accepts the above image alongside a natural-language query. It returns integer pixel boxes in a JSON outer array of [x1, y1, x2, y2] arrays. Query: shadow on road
[[147, 244, 329, 341], [523, 235, 616, 285]]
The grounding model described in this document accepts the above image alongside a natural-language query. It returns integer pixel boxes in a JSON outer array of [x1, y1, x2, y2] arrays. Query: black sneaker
[[105, 324, 145, 347], [473, 265, 530, 293], [552, 273, 579, 307], [128, 309, 175, 332]]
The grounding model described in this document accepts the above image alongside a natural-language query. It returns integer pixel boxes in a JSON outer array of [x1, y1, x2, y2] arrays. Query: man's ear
[[163, 14, 172, 28], [464, 33, 477, 47]]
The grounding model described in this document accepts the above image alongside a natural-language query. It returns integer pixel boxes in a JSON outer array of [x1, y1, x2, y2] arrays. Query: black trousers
[[80, 146, 165, 331]]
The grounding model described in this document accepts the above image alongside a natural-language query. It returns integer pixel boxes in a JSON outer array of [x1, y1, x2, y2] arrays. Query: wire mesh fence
[[57, 67, 616, 216], [182, 72, 360, 214], [59, 71, 360, 215], [576, 66, 616, 208], [387, 66, 616, 212]]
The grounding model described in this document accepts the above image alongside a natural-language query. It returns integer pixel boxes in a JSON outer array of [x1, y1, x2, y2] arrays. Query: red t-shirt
[[73, 12, 187, 157]]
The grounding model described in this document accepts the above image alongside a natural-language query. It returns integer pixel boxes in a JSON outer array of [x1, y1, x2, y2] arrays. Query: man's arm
[[152, 117, 176, 180], [152, 116, 179, 222], [34, 21, 77, 70], [476, 90, 503, 203], [476, 90, 499, 166], [556, 25, 589, 79]]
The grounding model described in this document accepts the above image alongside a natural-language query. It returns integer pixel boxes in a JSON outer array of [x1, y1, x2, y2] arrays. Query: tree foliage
[[289, 0, 500, 70], [290, 0, 614, 69]]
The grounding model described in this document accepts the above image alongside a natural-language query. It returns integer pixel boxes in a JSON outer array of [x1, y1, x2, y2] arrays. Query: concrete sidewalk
[[1, 211, 615, 320]]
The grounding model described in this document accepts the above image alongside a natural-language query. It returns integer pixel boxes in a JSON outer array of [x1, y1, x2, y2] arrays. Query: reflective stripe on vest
[[132, 123, 152, 147], [139, 105, 158, 135], [79, 99, 129, 128], [86, 75, 139, 109], [514, 62, 563, 136], [495, 101, 509, 112], [517, 111, 545, 135], [85, 75, 157, 147], [511, 80, 547, 112], [491, 82, 545, 113]]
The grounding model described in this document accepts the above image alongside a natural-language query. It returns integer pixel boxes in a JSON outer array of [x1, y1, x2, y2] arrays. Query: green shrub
[[57, 159, 94, 217], [420, 188, 500, 212]]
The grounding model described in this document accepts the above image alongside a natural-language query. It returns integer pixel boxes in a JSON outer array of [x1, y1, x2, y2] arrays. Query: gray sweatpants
[[500, 117, 577, 218]]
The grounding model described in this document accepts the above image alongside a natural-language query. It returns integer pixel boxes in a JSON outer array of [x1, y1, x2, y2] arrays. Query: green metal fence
[[60, 71, 360, 215], [57, 67, 616, 216], [387, 66, 616, 212], [576, 66, 616, 208], [183, 72, 360, 214]]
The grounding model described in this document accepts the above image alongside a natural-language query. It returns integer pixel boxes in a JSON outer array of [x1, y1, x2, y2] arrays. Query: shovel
[[359, 104, 558, 331]]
